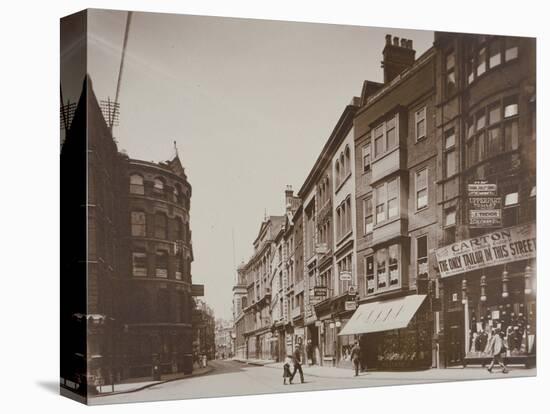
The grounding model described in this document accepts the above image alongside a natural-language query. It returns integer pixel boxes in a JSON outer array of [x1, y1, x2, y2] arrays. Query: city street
[[91, 360, 536, 405]]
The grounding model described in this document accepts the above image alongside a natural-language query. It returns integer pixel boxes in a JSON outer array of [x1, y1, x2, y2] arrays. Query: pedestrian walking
[[486, 328, 509, 374], [351, 341, 361, 376], [283, 355, 293, 385], [290, 345, 304, 384]]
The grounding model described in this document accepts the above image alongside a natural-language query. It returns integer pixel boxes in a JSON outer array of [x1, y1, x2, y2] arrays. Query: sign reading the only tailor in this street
[[468, 180, 502, 228], [435, 223, 536, 278]]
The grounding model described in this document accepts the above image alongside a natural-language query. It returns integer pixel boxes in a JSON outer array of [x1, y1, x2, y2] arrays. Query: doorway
[[445, 311, 464, 366]]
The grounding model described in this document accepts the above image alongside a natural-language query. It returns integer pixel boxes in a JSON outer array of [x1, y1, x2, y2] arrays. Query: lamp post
[[524, 263, 533, 362], [462, 279, 469, 357]]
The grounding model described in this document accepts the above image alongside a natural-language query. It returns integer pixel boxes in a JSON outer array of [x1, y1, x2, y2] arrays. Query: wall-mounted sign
[[339, 271, 352, 281], [191, 284, 205, 296], [435, 224, 536, 278], [313, 286, 328, 297], [315, 320, 322, 327], [344, 301, 357, 311], [348, 286, 357, 296], [468, 180, 502, 228]]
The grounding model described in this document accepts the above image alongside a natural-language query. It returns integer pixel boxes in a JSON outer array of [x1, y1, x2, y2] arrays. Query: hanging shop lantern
[[524, 263, 533, 295], [501, 267, 509, 299], [480, 275, 487, 302], [461, 279, 468, 305]]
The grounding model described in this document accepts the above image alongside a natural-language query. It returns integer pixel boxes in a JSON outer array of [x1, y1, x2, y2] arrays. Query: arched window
[[335, 160, 340, 187], [130, 174, 144, 195], [154, 212, 167, 239], [153, 177, 165, 194], [130, 211, 146, 237], [340, 153, 345, 182]]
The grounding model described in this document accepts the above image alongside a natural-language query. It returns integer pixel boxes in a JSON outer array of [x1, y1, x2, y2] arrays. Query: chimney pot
[[385, 34, 392, 45], [393, 36, 399, 46], [407, 39, 413, 49], [400, 38, 407, 47]]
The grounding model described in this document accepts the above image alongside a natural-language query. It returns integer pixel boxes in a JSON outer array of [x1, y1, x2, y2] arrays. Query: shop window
[[155, 250, 168, 278], [132, 251, 147, 277], [131, 211, 146, 237], [130, 174, 145, 195], [415, 168, 428, 210], [415, 107, 427, 142]]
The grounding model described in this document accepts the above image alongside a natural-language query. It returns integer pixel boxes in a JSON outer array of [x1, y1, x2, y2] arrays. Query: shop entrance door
[[445, 311, 464, 366], [362, 333, 379, 370]]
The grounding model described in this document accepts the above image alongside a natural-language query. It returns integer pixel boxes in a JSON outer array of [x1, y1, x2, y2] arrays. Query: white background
[[0, 0, 547, 412]]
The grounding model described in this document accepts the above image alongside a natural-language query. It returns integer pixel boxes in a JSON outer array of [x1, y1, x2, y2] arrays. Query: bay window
[[375, 177, 399, 224], [373, 115, 398, 157]]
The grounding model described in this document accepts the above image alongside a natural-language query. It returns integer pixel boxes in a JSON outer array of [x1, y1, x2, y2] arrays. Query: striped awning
[[338, 295, 426, 336]]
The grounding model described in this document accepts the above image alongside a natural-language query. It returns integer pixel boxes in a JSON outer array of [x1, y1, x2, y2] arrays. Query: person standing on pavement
[[486, 328, 509, 374], [351, 341, 361, 377], [290, 344, 304, 384]]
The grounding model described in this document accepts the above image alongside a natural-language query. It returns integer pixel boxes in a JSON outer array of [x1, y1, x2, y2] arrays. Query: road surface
[[91, 360, 535, 405]]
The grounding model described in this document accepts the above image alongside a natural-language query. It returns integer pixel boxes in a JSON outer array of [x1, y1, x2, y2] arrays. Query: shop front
[[435, 223, 536, 368], [338, 294, 432, 370]]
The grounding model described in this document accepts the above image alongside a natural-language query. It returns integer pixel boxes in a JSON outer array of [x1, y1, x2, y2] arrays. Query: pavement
[[94, 365, 214, 395], [90, 359, 536, 405]]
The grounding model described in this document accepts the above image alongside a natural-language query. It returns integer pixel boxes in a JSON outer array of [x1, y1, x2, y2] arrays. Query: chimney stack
[[381, 34, 416, 83]]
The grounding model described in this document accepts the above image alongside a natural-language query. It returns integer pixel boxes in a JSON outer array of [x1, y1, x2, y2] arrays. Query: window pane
[[504, 103, 518, 118], [417, 236, 428, 258], [416, 119, 426, 140], [375, 136, 384, 156], [505, 38, 519, 61], [477, 47, 487, 76], [446, 52, 455, 70], [376, 204, 385, 223], [504, 121, 519, 151], [489, 104, 501, 124], [387, 126, 397, 149], [388, 178, 398, 198], [505, 192, 519, 206], [388, 198, 399, 218], [476, 112, 486, 130], [417, 188, 428, 209], [445, 128, 455, 149], [487, 127, 501, 155], [477, 132, 486, 161], [445, 209, 456, 226], [416, 169, 427, 189], [467, 118, 475, 138], [446, 149, 457, 177], [489, 41, 501, 68]]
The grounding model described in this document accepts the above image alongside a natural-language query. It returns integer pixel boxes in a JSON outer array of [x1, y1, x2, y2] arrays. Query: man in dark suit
[[351, 341, 361, 376], [290, 345, 304, 384]]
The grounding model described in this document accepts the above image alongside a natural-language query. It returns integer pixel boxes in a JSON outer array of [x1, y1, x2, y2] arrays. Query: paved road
[[91, 360, 535, 405]]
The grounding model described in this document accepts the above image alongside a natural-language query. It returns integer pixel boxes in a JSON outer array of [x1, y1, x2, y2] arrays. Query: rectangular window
[[446, 50, 456, 95], [476, 110, 486, 131], [504, 121, 519, 151], [444, 127, 457, 178], [376, 248, 388, 289], [363, 142, 371, 172], [416, 236, 428, 281], [444, 208, 456, 227], [387, 179, 399, 218], [131, 211, 146, 237], [132, 252, 147, 277], [386, 116, 397, 149], [388, 244, 399, 286], [175, 257, 183, 280], [477, 47, 487, 76], [155, 251, 168, 278], [375, 184, 386, 223], [416, 169, 428, 210], [476, 131, 486, 162], [505, 38, 519, 61], [374, 125, 384, 157], [365, 255, 374, 294], [489, 40, 502, 68], [504, 97, 519, 118], [487, 127, 501, 156], [504, 191, 519, 206], [363, 197, 373, 234], [415, 107, 427, 141], [489, 103, 501, 125]]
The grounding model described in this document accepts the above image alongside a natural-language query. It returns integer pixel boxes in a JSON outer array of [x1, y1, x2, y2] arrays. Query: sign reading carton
[[435, 224, 536, 278]]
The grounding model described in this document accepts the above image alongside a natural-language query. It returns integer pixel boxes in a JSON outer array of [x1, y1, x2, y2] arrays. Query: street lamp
[[501, 267, 509, 299], [480, 275, 487, 302]]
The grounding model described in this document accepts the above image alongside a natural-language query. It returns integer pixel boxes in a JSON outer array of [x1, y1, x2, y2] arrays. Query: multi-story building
[[61, 77, 204, 392], [192, 300, 216, 361], [432, 33, 536, 368], [214, 319, 234, 358]]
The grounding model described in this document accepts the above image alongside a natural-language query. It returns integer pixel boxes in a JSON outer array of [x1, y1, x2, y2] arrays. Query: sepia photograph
[[60, 8, 536, 405]]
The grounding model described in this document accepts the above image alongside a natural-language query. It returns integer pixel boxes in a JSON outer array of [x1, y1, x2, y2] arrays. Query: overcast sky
[[82, 9, 434, 320]]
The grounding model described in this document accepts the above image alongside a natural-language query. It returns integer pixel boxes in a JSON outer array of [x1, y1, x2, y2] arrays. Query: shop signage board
[[344, 301, 357, 311], [435, 223, 536, 278], [468, 180, 502, 227], [315, 243, 329, 254], [339, 271, 352, 281], [313, 286, 328, 296]]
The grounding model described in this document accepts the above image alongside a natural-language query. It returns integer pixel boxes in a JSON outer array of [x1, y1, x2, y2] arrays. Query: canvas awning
[[338, 294, 426, 336]]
